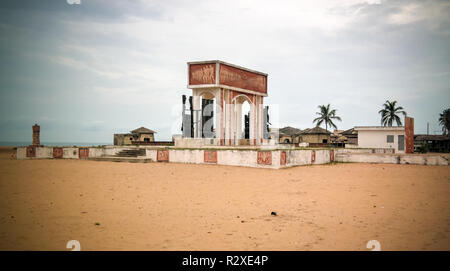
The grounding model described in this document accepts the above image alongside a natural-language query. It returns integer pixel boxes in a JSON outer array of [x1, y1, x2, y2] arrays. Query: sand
[[0, 146, 449, 250]]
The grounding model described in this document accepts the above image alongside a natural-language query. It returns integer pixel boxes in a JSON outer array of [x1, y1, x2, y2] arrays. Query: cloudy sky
[[0, 0, 449, 143]]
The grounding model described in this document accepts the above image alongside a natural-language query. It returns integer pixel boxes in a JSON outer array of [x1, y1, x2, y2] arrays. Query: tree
[[378, 100, 406, 126], [439, 108, 450, 135], [313, 104, 342, 131]]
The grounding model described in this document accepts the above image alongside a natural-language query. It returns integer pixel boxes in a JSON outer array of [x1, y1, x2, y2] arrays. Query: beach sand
[[0, 146, 449, 250]]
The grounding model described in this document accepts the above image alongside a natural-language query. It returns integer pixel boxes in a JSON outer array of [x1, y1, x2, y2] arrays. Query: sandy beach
[[0, 146, 449, 250]]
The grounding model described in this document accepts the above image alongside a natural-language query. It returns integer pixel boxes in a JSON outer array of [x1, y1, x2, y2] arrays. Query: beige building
[[295, 126, 331, 144], [114, 127, 156, 146], [278, 126, 302, 144], [355, 126, 405, 153]]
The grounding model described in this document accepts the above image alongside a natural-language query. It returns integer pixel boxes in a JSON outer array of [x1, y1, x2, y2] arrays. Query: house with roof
[[354, 126, 407, 153], [414, 134, 450, 153], [278, 126, 303, 144], [114, 127, 156, 145], [294, 126, 332, 145]]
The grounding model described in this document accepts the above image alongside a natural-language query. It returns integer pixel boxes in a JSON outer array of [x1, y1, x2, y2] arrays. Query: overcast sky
[[0, 0, 449, 143]]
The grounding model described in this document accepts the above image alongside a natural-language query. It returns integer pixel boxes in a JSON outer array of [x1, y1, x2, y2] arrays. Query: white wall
[[358, 130, 405, 153], [36, 147, 52, 158], [169, 149, 203, 164], [63, 147, 78, 159]]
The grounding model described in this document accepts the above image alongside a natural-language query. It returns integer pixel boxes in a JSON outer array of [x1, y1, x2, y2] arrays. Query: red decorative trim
[[157, 150, 169, 162], [26, 146, 36, 158], [330, 150, 334, 162], [79, 148, 89, 158], [257, 151, 272, 165], [204, 150, 217, 163], [53, 147, 63, 159], [220, 88, 223, 145], [280, 151, 287, 166], [311, 150, 316, 163]]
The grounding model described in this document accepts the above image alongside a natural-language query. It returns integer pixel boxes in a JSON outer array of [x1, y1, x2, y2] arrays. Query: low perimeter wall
[[16, 146, 449, 168]]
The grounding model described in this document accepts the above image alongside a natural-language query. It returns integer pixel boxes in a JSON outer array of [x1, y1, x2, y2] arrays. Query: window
[[387, 135, 394, 143], [144, 138, 150, 142], [322, 139, 328, 143]]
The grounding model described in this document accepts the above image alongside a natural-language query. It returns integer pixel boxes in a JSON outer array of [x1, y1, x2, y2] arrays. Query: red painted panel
[[53, 147, 63, 159], [204, 150, 217, 163], [189, 63, 216, 85], [257, 151, 272, 165], [157, 150, 169, 162], [405, 116, 414, 154], [219, 64, 267, 94], [280, 151, 286, 166], [330, 150, 334, 162], [311, 150, 316, 163], [79, 148, 89, 159], [26, 146, 36, 158]]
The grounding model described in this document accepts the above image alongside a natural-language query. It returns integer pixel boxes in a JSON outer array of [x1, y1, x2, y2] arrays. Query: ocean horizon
[[0, 141, 111, 147]]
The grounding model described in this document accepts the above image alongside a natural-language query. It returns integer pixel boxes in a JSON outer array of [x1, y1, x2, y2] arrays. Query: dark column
[[32, 124, 40, 146]]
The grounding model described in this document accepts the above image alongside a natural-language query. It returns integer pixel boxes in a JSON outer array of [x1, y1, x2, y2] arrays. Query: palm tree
[[313, 104, 342, 131], [378, 100, 406, 126], [439, 108, 450, 135]]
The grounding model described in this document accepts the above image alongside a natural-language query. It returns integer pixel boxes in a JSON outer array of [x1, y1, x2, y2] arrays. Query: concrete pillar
[[32, 124, 40, 146]]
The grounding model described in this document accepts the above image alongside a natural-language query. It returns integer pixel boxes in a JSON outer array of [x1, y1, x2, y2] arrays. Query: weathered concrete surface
[[62, 147, 78, 159], [286, 150, 312, 166], [88, 157, 153, 163], [16, 147, 26, 159], [217, 150, 258, 168], [336, 153, 449, 166], [36, 147, 52, 159], [169, 149, 203, 164], [16, 146, 449, 168]]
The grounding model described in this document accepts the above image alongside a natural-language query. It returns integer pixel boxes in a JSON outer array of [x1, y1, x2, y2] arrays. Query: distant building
[[414, 134, 450, 153], [355, 126, 406, 153], [114, 127, 156, 146], [352, 116, 415, 154], [295, 126, 332, 145], [341, 128, 358, 145], [278, 126, 302, 144]]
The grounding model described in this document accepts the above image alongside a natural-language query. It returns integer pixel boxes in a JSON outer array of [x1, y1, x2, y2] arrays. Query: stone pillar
[[405, 116, 414, 154], [32, 124, 40, 146]]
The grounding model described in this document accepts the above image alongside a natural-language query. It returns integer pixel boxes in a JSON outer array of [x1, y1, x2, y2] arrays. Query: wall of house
[[346, 137, 358, 145], [114, 133, 154, 145], [279, 135, 292, 144], [300, 134, 330, 144], [358, 130, 405, 153], [114, 134, 126, 145], [138, 133, 154, 142]]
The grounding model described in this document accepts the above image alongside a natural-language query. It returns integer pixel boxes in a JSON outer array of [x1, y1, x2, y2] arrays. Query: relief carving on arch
[[189, 64, 216, 85]]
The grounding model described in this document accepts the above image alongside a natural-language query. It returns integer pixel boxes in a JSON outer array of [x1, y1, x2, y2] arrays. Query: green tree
[[438, 108, 450, 135], [313, 104, 342, 131], [378, 100, 406, 126]]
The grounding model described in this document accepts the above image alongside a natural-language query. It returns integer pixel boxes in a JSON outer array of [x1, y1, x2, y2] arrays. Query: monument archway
[[186, 60, 269, 146], [232, 94, 253, 145]]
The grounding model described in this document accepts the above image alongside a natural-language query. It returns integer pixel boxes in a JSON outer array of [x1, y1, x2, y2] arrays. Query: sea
[[0, 141, 110, 147]]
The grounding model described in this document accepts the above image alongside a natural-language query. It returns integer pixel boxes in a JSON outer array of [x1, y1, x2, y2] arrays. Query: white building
[[355, 126, 406, 153]]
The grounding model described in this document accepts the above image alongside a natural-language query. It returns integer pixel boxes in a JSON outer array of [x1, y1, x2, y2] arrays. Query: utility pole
[[427, 122, 429, 135]]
